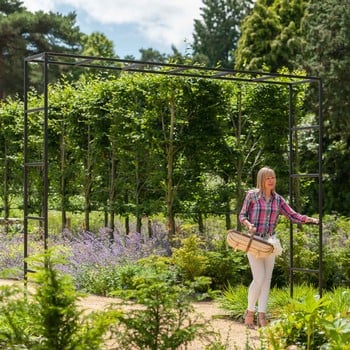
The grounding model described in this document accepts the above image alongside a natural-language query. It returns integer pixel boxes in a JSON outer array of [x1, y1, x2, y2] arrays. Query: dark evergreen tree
[[300, 0, 350, 214], [139, 48, 166, 62], [0, 0, 82, 99], [192, 0, 253, 68]]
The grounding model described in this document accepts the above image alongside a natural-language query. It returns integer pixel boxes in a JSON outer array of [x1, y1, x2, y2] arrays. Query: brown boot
[[244, 310, 255, 329], [258, 312, 268, 327]]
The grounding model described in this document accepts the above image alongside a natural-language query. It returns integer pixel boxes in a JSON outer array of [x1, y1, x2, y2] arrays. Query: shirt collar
[[258, 190, 276, 200]]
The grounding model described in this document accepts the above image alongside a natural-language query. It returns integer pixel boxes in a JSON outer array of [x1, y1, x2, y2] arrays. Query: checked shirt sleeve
[[279, 195, 307, 224]]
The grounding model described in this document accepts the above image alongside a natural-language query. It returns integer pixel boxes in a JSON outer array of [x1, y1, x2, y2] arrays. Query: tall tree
[[300, 0, 350, 213], [300, 0, 350, 138], [47, 81, 85, 230], [81, 32, 115, 58], [0, 0, 81, 99], [235, 0, 309, 72], [139, 48, 166, 63], [192, 0, 253, 68]]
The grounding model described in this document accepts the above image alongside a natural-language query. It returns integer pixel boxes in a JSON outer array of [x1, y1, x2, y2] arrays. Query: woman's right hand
[[248, 224, 256, 234]]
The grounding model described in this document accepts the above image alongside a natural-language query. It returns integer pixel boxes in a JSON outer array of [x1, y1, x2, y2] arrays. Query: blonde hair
[[256, 166, 276, 191]]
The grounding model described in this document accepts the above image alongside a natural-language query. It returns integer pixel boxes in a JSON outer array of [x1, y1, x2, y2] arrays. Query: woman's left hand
[[306, 217, 319, 225]]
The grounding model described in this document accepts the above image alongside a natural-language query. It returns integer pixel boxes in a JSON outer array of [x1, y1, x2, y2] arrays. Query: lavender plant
[[0, 223, 172, 290], [0, 232, 23, 279]]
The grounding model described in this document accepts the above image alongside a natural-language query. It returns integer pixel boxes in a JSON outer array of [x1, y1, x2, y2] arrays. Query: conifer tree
[[0, 0, 82, 98], [192, 0, 253, 68]]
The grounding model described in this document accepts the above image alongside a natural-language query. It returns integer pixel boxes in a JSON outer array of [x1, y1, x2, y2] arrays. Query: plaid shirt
[[239, 189, 307, 237]]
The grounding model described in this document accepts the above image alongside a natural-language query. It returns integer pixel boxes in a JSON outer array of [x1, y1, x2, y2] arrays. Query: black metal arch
[[23, 52, 323, 296]]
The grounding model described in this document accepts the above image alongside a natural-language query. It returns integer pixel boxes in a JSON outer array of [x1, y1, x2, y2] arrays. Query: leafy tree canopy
[[300, 0, 350, 139], [0, 0, 82, 98], [235, 0, 309, 72]]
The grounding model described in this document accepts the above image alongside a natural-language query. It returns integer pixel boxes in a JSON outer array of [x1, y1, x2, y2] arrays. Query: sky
[[21, 0, 203, 59]]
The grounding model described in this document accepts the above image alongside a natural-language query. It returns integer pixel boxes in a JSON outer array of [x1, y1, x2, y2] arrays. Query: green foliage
[[0, 248, 117, 349], [171, 234, 209, 281], [301, 0, 350, 134], [0, 98, 24, 219], [2, 247, 233, 349], [321, 289, 350, 348], [192, 0, 254, 67], [109, 266, 212, 350], [268, 284, 318, 319], [29, 250, 85, 349], [273, 214, 350, 289], [204, 243, 251, 289], [1, 67, 322, 229], [0, 284, 35, 348], [220, 283, 350, 349], [0, 1, 82, 98], [235, 0, 308, 71], [76, 263, 144, 296], [322, 288, 350, 319], [264, 293, 329, 349], [300, 0, 350, 214], [320, 318, 350, 350], [262, 286, 350, 349], [217, 283, 248, 320]]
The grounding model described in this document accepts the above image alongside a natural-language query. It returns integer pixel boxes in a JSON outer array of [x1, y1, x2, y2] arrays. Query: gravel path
[[0, 279, 261, 349], [80, 294, 261, 349]]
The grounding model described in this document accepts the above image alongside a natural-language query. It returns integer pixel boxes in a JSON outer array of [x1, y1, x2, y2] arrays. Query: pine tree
[[192, 0, 253, 68], [0, 0, 82, 99]]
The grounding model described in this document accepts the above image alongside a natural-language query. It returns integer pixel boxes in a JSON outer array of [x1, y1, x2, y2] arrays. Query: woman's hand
[[247, 223, 256, 234], [306, 217, 319, 225], [248, 223, 256, 234], [243, 220, 256, 234]]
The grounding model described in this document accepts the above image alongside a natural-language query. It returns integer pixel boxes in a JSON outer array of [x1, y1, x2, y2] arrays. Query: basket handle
[[245, 231, 255, 253]]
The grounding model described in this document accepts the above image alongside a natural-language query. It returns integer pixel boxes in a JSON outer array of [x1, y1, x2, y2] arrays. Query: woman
[[239, 166, 318, 328]]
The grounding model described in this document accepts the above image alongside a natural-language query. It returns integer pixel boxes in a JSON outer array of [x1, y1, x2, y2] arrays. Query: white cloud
[[21, 0, 202, 48], [21, 0, 56, 12]]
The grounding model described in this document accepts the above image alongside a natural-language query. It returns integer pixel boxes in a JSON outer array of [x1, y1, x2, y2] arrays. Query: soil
[[0, 279, 261, 349]]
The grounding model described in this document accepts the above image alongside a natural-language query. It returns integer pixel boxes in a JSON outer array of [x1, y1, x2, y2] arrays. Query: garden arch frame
[[24, 52, 323, 296]]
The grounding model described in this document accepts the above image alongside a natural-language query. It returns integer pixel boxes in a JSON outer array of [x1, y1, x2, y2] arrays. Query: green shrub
[[0, 248, 117, 350], [171, 234, 209, 281], [219, 283, 350, 349], [76, 262, 144, 296], [109, 267, 215, 350], [217, 283, 248, 321], [262, 292, 330, 349], [268, 284, 318, 320], [204, 238, 251, 289], [261, 286, 350, 349], [323, 287, 350, 317]]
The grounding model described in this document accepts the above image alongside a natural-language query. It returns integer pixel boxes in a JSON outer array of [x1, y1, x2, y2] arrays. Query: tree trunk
[[136, 216, 142, 233], [60, 132, 68, 231], [225, 197, 231, 230], [147, 217, 153, 237], [84, 124, 93, 232], [166, 98, 176, 238], [125, 215, 129, 235], [135, 156, 142, 233], [198, 212, 204, 233], [3, 143, 9, 234], [0, 55, 5, 100], [108, 154, 116, 230]]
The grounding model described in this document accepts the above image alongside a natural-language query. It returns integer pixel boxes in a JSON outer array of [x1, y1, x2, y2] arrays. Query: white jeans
[[247, 252, 275, 313]]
